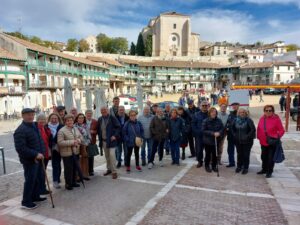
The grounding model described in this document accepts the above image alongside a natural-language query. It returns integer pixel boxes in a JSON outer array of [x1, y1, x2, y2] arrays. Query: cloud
[[191, 9, 257, 43], [219, 0, 300, 8]]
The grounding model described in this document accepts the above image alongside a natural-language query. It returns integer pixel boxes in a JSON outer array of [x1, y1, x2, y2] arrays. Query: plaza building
[[84, 35, 97, 53], [141, 12, 200, 57]]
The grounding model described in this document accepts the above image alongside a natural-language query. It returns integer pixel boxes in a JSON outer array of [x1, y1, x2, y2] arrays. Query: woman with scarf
[[177, 106, 190, 160], [46, 113, 64, 189], [74, 113, 91, 180], [202, 107, 224, 173], [36, 113, 52, 195], [232, 108, 256, 175]]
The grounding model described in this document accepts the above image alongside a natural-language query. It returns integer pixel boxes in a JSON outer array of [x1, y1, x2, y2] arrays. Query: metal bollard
[[0, 147, 6, 174]]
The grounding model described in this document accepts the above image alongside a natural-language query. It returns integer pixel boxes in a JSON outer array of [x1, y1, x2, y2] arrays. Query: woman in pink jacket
[[257, 105, 285, 178]]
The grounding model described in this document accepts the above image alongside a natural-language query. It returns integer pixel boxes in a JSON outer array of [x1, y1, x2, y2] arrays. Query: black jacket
[[226, 110, 238, 140], [202, 117, 224, 146], [97, 115, 121, 148], [232, 117, 256, 144], [14, 121, 45, 164]]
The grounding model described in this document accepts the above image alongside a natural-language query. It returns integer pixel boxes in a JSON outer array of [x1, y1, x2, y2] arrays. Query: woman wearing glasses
[[257, 105, 285, 178]]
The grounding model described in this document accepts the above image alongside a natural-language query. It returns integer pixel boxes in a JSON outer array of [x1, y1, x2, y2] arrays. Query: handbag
[[87, 144, 99, 157], [273, 140, 285, 163], [131, 124, 143, 147], [263, 118, 280, 146]]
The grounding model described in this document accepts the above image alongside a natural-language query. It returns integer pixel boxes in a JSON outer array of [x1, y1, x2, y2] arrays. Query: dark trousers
[[88, 156, 94, 173], [62, 155, 78, 188], [51, 150, 61, 183], [204, 144, 217, 168], [236, 143, 253, 169], [187, 132, 196, 156], [261, 145, 276, 174], [22, 162, 40, 206], [39, 158, 49, 194], [126, 146, 140, 167], [195, 136, 204, 162], [149, 139, 165, 163], [164, 138, 170, 153], [170, 140, 180, 164], [227, 138, 236, 166], [280, 104, 286, 112]]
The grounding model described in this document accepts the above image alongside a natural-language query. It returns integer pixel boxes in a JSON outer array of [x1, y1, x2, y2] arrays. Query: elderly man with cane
[[14, 108, 47, 209]]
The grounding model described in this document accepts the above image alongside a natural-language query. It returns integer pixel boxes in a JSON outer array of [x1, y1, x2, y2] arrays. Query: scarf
[[236, 116, 247, 126], [48, 122, 59, 137]]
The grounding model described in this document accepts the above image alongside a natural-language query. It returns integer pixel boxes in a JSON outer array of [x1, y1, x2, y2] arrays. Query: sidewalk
[[1, 139, 299, 225]]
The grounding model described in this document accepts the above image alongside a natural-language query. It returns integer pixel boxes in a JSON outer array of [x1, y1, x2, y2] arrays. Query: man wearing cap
[[192, 101, 209, 167], [186, 99, 199, 158], [14, 108, 46, 209], [226, 102, 240, 167]]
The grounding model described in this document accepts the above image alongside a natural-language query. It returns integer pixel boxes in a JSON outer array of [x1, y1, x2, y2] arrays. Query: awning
[[7, 75, 26, 80], [0, 74, 5, 79]]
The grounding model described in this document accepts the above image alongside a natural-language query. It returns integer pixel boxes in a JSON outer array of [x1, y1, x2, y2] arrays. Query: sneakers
[[21, 203, 38, 210], [159, 160, 164, 167], [148, 163, 153, 169], [126, 166, 131, 173], [53, 182, 61, 189], [257, 170, 267, 175], [136, 166, 142, 172]]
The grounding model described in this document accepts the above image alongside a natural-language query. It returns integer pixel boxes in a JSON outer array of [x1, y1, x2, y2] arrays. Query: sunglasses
[[264, 110, 273, 112]]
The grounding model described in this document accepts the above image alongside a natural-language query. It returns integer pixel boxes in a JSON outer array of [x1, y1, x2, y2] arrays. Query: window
[[172, 36, 176, 41], [253, 56, 257, 59], [0, 78, 4, 86], [277, 66, 280, 70], [276, 74, 280, 81], [288, 66, 290, 71], [173, 24, 176, 29], [224, 51, 226, 54], [217, 50, 220, 55]]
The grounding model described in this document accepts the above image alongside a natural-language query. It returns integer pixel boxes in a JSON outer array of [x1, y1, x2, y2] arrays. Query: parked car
[[157, 101, 180, 110], [118, 94, 137, 102], [290, 107, 300, 121], [263, 88, 285, 95]]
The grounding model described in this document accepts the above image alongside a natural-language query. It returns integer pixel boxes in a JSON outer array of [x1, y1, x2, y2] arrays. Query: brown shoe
[[112, 173, 118, 179], [103, 170, 112, 176]]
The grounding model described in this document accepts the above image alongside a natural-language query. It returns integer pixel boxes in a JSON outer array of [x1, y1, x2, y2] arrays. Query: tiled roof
[[241, 61, 295, 69], [160, 12, 189, 17], [139, 60, 221, 69], [2, 34, 107, 69], [119, 58, 141, 65], [0, 47, 25, 61], [86, 56, 123, 67]]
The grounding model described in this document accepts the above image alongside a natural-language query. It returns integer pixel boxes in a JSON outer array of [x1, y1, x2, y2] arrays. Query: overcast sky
[[1, 0, 300, 45]]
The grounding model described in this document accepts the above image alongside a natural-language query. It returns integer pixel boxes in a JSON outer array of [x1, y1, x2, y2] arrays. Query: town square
[[0, 0, 300, 225]]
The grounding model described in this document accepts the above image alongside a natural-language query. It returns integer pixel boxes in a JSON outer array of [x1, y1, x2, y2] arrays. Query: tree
[[96, 33, 112, 52], [286, 44, 299, 52], [30, 36, 43, 45], [66, 38, 78, 51], [78, 39, 90, 52], [255, 41, 264, 47], [144, 35, 152, 56], [5, 31, 29, 41], [130, 42, 136, 55], [136, 33, 145, 56], [111, 37, 128, 54]]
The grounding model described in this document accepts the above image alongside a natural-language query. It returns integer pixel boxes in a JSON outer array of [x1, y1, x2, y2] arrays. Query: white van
[[119, 97, 136, 112]]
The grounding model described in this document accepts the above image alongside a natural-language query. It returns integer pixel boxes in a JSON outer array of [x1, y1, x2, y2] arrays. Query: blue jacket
[[192, 111, 208, 137], [97, 115, 121, 148], [45, 123, 64, 149], [122, 120, 144, 148], [13, 121, 45, 164], [168, 117, 184, 142]]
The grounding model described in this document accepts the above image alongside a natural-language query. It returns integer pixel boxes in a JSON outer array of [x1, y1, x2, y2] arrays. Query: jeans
[[22, 162, 40, 206], [170, 140, 180, 164], [51, 150, 61, 183], [195, 136, 204, 163], [149, 139, 165, 163], [227, 138, 236, 166], [261, 145, 276, 174], [204, 144, 217, 168], [141, 138, 152, 162], [236, 142, 253, 169], [39, 158, 49, 194], [126, 146, 140, 167], [164, 138, 170, 153], [116, 141, 126, 164]]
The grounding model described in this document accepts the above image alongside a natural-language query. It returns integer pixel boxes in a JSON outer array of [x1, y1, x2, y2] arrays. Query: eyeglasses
[[264, 110, 273, 112]]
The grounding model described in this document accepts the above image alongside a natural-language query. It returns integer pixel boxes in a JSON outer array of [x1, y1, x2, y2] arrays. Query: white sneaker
[[148, 163, 153, 169], [159, 160, 164, 167], [53, 182, 61, 189]]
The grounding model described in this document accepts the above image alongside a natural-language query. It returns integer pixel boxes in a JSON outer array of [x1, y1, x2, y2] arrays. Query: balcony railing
[[0, 86, 26, 95]]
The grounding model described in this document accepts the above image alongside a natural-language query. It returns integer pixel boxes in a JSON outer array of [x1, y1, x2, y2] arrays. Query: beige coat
[[57, 126, 83, 157]]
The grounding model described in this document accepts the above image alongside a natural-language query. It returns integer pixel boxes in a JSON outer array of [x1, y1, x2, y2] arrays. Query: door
[[42, 95, 47, 109]]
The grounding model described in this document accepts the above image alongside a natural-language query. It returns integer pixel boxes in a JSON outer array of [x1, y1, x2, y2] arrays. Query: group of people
[[14, 95, 285, 209]]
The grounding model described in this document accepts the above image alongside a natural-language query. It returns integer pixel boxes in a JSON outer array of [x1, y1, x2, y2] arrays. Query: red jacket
[[38, 124, 52, 159], [257, 114, 285, 147]]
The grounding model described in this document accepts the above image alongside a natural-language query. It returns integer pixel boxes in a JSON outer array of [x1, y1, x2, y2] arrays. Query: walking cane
[[215, 137, 220, 177], [41, 159, 55, 208]]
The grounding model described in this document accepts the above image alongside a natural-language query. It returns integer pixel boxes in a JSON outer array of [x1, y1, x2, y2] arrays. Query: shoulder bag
[[263, 118, 280, 146]]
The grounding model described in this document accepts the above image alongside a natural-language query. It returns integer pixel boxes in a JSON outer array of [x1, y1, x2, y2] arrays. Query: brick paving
[[1, 214, 42, 225], [139, 187, 288, 225]]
